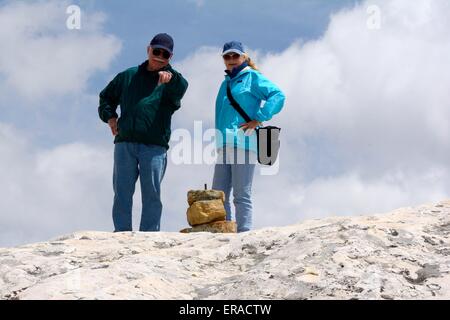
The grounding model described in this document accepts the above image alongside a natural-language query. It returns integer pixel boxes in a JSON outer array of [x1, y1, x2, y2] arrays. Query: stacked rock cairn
[[180, 186, 237, 233]]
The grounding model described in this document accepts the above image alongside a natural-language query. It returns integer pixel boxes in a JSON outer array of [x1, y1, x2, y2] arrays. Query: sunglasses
[[152, 48, 171, 60], [223, 53, 241, 61]]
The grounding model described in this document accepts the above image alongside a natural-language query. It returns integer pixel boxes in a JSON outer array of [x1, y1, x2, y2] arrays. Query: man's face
[[147, 46, 172, 70]]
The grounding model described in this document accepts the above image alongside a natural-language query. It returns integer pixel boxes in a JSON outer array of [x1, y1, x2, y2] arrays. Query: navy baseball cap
[[222, 41, 245, 56], [150, 33, 174, 54]]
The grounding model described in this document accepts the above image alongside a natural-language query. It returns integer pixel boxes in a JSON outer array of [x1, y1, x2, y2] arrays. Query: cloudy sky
[[0, 0, 449, 247]]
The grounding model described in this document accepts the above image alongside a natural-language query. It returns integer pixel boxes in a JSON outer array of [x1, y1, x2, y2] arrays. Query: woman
[[212, 41, 285, 232]]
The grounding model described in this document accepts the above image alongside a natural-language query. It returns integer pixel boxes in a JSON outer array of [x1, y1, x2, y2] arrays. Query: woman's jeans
[[112, 142, 167, 232], [212, 147, 256, 232]]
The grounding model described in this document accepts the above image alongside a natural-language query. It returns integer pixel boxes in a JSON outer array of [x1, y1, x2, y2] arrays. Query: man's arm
[[98, 73, 123, 122], [161, 70, 189, 112], [99, 72, 123, 136]]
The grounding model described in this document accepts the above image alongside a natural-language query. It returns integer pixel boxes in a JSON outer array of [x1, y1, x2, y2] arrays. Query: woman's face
[[223, 53, 246, 71]]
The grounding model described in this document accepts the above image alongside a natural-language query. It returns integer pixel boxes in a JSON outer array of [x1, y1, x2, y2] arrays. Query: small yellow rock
[[187, 199, 226, 226]]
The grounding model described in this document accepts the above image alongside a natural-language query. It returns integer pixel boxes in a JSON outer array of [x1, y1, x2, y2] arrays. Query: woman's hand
[[240, 120, 262, 131], [239, 120, 262, 136]]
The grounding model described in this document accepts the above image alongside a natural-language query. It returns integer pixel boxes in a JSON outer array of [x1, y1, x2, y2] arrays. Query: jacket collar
[[224, 66, 252, 82], [225, 61, 249, 79]]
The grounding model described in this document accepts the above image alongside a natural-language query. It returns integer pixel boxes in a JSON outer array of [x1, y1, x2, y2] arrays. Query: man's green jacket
[[98, 61, 188, 149]]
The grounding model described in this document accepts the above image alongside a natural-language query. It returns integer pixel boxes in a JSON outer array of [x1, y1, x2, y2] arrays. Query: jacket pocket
[[117, 115, 132, 139]]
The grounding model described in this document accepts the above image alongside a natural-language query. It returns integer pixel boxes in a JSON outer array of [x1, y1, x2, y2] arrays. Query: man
[[98, 33, 188, 232]]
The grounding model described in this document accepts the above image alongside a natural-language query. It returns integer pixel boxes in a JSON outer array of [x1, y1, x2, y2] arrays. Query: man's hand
[[158, 71, 173, 85], [108, 118, 118, 136]]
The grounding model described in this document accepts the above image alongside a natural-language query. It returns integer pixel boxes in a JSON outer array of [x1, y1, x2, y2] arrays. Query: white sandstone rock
[[1, 200, 450, 300]]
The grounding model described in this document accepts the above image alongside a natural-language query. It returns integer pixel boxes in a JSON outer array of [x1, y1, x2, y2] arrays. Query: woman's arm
[[251, 73, 286, 122]]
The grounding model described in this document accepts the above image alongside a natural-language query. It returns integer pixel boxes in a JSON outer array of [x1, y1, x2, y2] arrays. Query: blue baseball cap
[[222, 41, 245, 56], [150, 33, 174, 54]]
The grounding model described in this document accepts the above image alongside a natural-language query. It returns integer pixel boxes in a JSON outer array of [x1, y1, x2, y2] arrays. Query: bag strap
[[226, 82, 253, 123]]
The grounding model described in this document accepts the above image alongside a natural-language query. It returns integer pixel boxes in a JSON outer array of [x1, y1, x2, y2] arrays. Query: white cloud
[[0, 123, 114, 247], [171, 47, 224, 128], [173, 0, 450, 228], [264, 0, 450, 175], [0, 0, 122, 247], [253, 168, 449, 227], [0, 0, 121, 100]]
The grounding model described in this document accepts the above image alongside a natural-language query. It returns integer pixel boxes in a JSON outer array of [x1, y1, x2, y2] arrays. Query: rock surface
[[1, 200, 450, 300], [180, 221, 237, 234]]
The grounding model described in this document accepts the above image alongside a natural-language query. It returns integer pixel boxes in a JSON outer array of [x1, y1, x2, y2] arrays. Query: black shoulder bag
[[226, 83, 281, 166]]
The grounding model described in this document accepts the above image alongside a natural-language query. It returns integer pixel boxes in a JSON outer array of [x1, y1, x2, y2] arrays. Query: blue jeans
[[212, 147, 256, 232], [112, 142, 167, 232]]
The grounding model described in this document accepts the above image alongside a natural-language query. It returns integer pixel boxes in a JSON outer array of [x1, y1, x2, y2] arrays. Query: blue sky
[[84, 0, 360, 67], [0, 0, 449, 247]]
